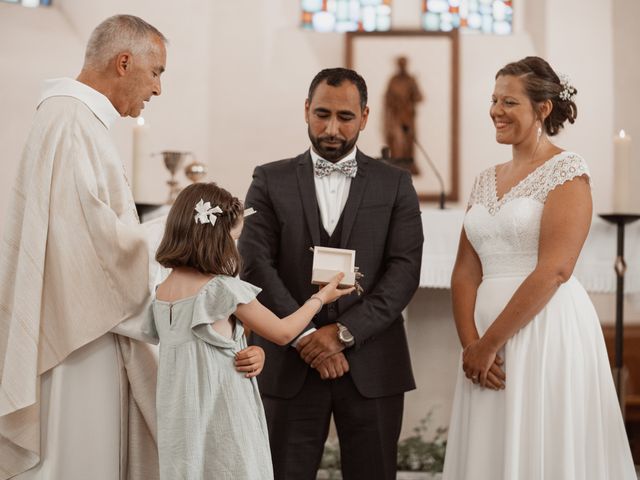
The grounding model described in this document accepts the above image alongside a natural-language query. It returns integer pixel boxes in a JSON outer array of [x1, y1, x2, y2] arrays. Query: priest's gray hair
[[84, 14, 168, 70]]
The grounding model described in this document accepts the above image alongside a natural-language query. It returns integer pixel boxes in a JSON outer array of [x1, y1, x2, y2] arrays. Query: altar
[[418, 208, 640, 298], [402, 207, 640, 439]]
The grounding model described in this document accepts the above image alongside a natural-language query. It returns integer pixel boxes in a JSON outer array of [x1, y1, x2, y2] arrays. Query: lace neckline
[[491, 151, 566, 206]]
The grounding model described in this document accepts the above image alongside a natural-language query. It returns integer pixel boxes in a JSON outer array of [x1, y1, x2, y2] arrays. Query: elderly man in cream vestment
[[0, 15, 167, 480]]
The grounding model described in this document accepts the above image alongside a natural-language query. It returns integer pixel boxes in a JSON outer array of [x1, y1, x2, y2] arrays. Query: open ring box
[[311, 246, 356, 287]]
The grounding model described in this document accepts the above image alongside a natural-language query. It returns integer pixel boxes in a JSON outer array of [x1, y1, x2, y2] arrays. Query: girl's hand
[[462, 338, 502, 389], [316, 273, 355, 305], [235, 346, 265, 378]]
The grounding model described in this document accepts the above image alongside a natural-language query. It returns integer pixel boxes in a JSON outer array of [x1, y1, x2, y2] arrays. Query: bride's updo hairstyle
[[496, 56, 577, 136], [156, 182, 243, 276]]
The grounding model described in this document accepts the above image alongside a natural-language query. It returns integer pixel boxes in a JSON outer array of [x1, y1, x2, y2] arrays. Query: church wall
[[613, 0, 640, 208], [0, 0, 625, 226], [0, 4, 83, 239]]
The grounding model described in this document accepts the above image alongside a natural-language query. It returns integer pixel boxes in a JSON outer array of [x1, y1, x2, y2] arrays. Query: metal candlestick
[[159, 151, 192, 204], [185, 158, 207, 183], [599, 213, 640, 410]]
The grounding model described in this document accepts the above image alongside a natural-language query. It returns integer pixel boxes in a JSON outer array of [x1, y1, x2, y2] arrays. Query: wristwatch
[[336, 322, 355, 348]]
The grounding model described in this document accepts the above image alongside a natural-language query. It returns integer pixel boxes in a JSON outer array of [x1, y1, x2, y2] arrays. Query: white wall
[[0, 3, 83, 239], [0, 0, 626, 229]]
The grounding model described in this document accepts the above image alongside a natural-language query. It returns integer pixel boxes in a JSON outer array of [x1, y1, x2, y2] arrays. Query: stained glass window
[[301, 0, 392, 33], [422, 0, 512, 34], [0, 0, 52, 6]]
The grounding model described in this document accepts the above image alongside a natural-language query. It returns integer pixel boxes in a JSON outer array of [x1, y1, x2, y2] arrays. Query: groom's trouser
[[262, 367, 404, 480]]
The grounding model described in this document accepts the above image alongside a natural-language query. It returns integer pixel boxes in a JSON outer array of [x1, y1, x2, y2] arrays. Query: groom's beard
[[309, 128, 359, 162]]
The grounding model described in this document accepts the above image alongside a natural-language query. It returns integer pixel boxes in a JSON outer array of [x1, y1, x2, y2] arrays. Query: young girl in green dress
[[143, 182, 353, 479]]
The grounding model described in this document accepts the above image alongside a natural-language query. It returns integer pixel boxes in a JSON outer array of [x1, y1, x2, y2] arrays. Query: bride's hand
[[462, 339, 503, 389], [485, 355, 506, 390]]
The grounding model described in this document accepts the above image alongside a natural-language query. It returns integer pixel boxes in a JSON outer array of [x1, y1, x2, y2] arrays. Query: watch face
[[339, 327, 353, 344]]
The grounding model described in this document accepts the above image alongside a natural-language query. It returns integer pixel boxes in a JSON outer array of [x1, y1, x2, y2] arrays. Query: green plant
[[396, 413, 447, 473], [319, 438, 341, 479]]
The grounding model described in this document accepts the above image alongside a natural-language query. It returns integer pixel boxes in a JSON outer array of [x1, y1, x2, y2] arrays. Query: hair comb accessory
[[558, 74, 576, 102], [194, 199, 223, 226]]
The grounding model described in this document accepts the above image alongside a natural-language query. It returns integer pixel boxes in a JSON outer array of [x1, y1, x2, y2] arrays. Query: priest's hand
[[297, 324, 344, 368], [462, 339, 505, 390], [235, 345, 265, 378], [314, 352, 350, 380]]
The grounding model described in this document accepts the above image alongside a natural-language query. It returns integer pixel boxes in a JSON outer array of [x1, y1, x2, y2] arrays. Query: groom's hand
[[297, 324, 344, 367], [314, 352, 350, 380]]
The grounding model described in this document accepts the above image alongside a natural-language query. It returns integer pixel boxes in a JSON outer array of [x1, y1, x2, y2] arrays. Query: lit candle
[[132, 117, 150, 202], [613, 130, 635, 213]]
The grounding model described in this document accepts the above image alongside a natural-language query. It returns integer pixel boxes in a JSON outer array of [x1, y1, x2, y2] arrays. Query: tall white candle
[[613, 130, 635, 213], [132, 117, 150, 202]]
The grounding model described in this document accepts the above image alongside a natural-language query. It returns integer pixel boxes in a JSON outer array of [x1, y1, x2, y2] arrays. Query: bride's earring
[[536, 121, 542, 143]]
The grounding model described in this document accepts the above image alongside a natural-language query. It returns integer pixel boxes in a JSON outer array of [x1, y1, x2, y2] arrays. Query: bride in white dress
[[443, 56, 637, 479]]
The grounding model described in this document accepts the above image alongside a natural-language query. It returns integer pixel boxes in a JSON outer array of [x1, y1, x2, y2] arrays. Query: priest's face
[[305, 80, 369, 162], [116, 35, 166, 117]]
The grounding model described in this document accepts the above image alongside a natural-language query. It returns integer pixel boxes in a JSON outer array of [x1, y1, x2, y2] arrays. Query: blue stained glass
[[0, 0, 53, 5], [428, 0, 449, 13], [376, 14, 392, 30], [422, 0, 513, 34], [335, 20, 359, 32], [467, 12, 482, 28], [302, 0, 323, 11], [312, 11, 337, 32], [361, 5, 377, 30], [350, 0, 360, 20], [301, 0, 392, 32], [423, 11, 441, 31], [481, 14, 493, 32], [337, 0, 350, 21], [440, 22, 454, 32]]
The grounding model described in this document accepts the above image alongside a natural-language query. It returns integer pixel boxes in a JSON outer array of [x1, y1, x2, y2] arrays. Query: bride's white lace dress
[[442, 151, 636, 479]]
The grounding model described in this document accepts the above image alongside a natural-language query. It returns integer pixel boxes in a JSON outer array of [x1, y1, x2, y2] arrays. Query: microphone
[[402, 125, 446, 209]]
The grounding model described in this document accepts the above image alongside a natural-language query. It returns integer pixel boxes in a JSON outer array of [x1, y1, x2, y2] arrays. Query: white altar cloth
[[420, 209, 640, 305]]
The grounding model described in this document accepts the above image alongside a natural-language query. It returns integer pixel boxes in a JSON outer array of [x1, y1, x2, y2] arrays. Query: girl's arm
[[463, 175, 592, 387], [234, 273, 354, 345]]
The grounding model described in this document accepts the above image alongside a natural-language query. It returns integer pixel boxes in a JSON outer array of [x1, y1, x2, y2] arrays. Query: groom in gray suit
[[239, 68, 423, 480]]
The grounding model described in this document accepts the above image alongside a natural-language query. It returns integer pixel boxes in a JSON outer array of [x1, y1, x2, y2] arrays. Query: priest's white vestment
[[0, 78, 159, 479]]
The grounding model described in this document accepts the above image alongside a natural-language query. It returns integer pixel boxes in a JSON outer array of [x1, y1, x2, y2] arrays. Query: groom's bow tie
[[314, 158, 358, 178]]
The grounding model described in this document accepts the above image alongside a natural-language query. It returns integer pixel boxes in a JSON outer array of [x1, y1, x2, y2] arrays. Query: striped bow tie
[[314, 158, 358, 178]]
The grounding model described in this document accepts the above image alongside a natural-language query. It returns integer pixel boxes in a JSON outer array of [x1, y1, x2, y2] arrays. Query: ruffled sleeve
[[140, 303, 159, 345], [190, 276, 261, 349]]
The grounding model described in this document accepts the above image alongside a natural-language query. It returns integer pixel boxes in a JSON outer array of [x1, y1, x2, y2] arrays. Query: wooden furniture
[[603, 324, 640, 463]]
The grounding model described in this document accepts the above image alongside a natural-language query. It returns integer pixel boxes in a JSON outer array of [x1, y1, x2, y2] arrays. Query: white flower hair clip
[[558, 74, 576, 102], [194, 199, 223, 226]]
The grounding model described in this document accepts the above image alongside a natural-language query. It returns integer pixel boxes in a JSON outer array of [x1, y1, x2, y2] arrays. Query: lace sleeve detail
[[467, 175, 479, 209], [535, 153, 591, 203], [467, 168, 494, 209]]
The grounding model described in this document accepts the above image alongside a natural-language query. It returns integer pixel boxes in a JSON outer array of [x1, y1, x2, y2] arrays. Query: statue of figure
[[384, 56, 424, 174]]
